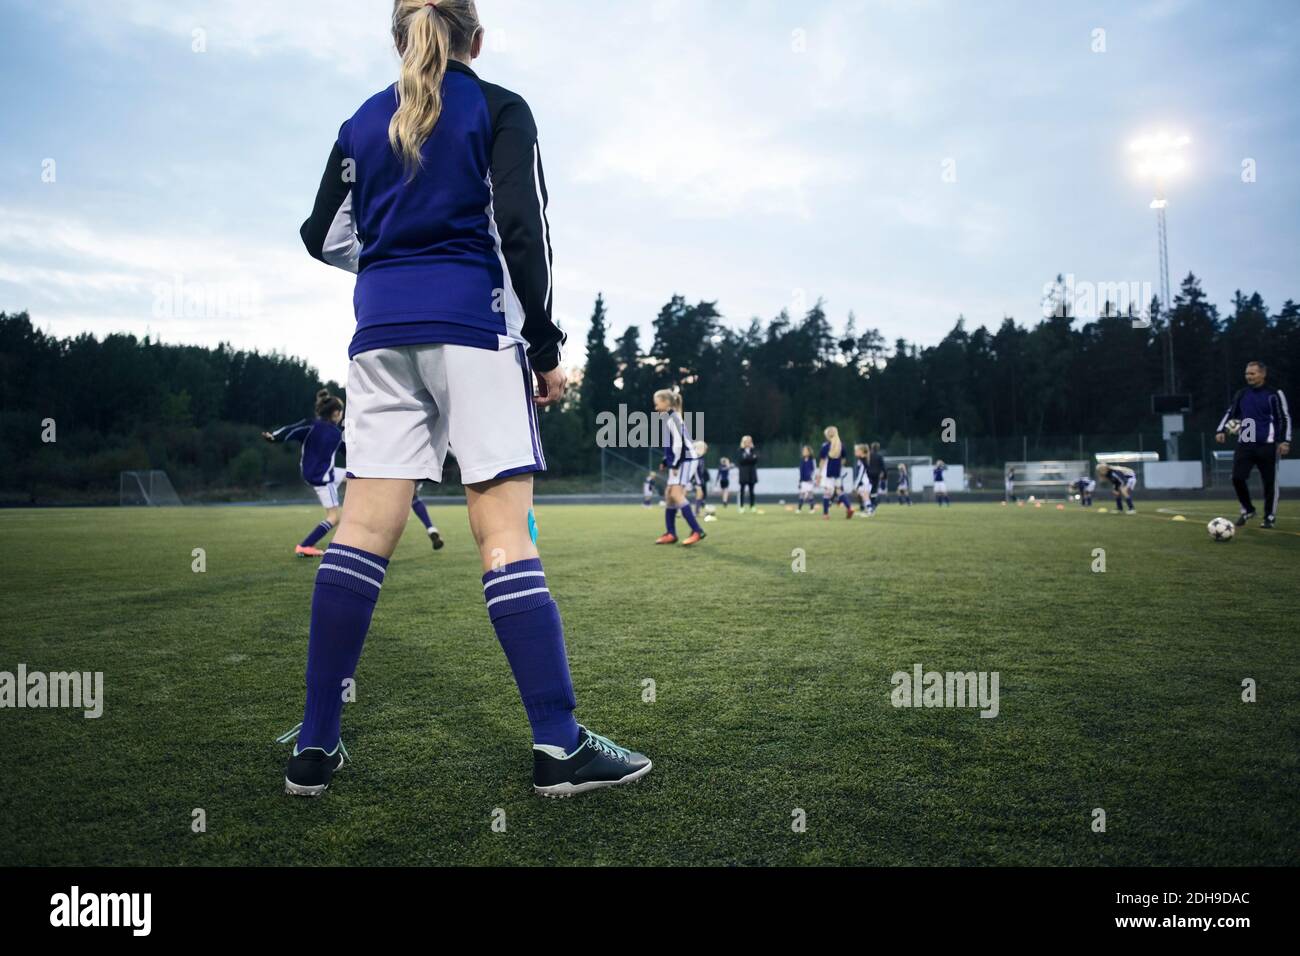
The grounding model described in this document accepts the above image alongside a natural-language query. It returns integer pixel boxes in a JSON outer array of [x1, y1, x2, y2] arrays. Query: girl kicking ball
[[654, 390, 707, 546], [284, 0, 649, 799], [263, 389, 346, 557]]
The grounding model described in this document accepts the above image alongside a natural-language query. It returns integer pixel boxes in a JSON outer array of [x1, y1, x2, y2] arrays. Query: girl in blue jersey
[[284, 0, 648, 798], [933, 460, 951, 506], [817, 426, 855, 519], [797, 445, 816, 512], [263, 389, 346, 558], [896, 462, 912, 505], [1096, 463, 1137, 513], [717, 456, 732, 508]]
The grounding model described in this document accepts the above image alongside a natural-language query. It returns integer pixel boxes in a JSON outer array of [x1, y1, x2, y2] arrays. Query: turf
[[1, 498, 1296, 866]]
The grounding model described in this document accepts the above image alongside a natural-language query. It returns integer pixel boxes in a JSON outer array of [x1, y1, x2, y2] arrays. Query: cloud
[[0, 206, 358, 378]]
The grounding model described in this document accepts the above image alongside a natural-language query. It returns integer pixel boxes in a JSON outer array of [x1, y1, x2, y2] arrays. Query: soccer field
[[1, 500, 1296, 867]]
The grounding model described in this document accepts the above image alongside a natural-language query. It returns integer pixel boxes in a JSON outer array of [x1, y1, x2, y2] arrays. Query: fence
[[601, 433, 1238, 495]]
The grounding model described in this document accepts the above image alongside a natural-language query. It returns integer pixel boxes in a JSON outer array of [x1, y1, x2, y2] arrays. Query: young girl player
[[286, 0, 649, 798], [818, 426, 855, 519], [654, 390, 706, 546], [264, 389, 347, 558]]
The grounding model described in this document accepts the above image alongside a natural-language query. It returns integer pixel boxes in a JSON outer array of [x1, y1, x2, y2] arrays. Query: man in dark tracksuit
[[1216, 361, 1291, 529]]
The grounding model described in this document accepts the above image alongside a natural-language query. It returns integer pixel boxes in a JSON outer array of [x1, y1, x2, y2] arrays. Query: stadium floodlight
[[1130, 130, 1191, 395]]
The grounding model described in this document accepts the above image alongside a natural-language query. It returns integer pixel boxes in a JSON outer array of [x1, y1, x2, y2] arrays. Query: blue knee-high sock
[[483, 559, 579, 751], [301, 520, 334, 548], [822, 497, 830, 515], [411, 496, 434, 531], [666, 507, 678, 535], [839, 493, 852, 510], [681, 503, 703, 534], [298, 544, 388, 752]]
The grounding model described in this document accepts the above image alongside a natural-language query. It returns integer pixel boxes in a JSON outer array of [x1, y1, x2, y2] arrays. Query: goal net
[[120, 470, 183, 507], [1004, 460, 1089, 500]]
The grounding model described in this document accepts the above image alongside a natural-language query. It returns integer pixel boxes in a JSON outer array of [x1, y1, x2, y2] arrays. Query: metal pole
[[1153, 185, 1175, 394]]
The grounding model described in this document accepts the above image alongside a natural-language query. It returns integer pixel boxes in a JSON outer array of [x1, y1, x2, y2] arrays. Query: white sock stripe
[[318, 564, 383, 590], [325, 548, 387, 576], [482, 570, 546, 592], [485, 586, 550, 609]]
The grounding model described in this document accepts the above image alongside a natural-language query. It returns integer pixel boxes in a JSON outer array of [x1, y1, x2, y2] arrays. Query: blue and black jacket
[[300, 60, 565, 371]]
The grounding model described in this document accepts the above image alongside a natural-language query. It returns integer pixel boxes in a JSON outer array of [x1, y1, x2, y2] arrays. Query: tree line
[[2, 271, 1294, 501]]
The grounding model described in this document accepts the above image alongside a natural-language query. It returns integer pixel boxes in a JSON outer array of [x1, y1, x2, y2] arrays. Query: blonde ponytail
[[824, 426, 841, 460], [389, 0, 482, 179]]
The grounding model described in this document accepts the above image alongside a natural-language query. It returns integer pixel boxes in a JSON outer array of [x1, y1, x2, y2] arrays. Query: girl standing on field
[[654, 390, 706, 546], [263, 389, 347, 558], [797, 445, 816, 512], [736, 435, 759, 512], [896, 462, 912, 505], [817, 426, 855, 519], [717, 456, 732, 508], [285, 0, 649, 798]]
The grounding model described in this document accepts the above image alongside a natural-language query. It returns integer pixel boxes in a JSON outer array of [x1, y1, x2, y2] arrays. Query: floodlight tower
[[1130, 131, 1190, 394]]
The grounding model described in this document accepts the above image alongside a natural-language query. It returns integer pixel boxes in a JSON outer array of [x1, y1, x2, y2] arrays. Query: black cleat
[[430, 530, 444, 550], [278, 724, 348, 797], [1261, 517, 1276, 529], [533, 725, 652, 798], [284, 747, 345, 797], [1235, 511, 1255, 527]]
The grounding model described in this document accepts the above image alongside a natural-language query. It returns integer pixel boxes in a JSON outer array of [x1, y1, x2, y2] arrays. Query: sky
[[1, 0, 1298, 383]]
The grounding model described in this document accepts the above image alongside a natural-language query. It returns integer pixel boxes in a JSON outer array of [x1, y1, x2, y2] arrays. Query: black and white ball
[[1207, 517, 1235, 542]]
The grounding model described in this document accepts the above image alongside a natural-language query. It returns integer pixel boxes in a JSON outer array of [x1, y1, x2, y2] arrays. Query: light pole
[[1130, 131, 1190, 395]]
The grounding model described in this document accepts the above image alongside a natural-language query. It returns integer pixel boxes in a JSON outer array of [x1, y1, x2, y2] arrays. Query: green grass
[[1, 499, 1296, 866]]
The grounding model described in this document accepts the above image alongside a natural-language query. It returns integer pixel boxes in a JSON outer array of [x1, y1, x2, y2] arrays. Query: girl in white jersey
[[653, 390, 707, 546]]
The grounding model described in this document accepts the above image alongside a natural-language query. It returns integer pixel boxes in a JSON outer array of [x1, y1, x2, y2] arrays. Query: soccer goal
[[120, 470, 183, 507], [1004, 460, 1089, 500]]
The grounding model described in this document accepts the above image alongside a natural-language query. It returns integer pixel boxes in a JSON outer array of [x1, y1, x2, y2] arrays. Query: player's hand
[[1215, 432, 1226, 444], [1281, 442, 1291, 456], [533, 365, 567, 407], [261, 431, 275, 442]]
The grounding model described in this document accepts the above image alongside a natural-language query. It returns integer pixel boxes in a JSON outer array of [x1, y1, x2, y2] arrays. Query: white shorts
[[312, 473, 344, 508], [344, 343, 544, 486], [667, 459, 700, 488], [934, 481, 947, 495], [821, 477, 842, 496], [897, 482, 909, 494], [1116, 475, 1137, 492], [799, 480, 814, 495]]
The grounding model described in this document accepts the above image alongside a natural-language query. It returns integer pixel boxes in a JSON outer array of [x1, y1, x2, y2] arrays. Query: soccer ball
[[1225, 419, 1242, 435], [1207, 517, 1235, 542]]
